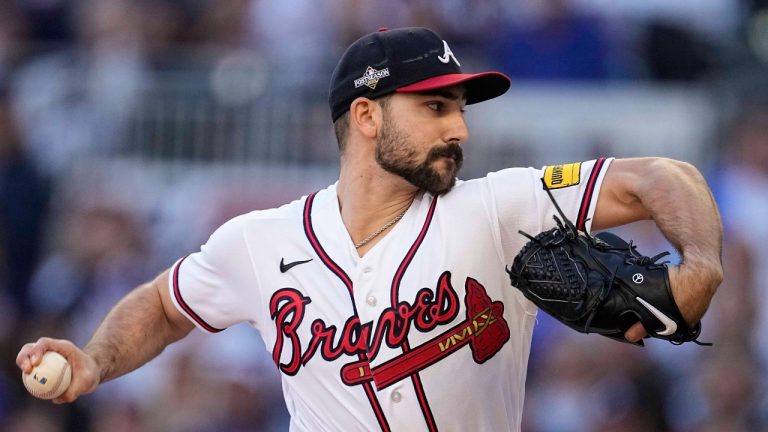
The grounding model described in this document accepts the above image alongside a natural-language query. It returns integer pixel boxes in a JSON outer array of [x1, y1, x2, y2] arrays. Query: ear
[[349, 97, 381, 140]]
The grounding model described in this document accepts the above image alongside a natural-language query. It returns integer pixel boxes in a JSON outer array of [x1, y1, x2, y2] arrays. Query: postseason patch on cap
[[354, 66, 390, 90], [543, 162, 581, 189]]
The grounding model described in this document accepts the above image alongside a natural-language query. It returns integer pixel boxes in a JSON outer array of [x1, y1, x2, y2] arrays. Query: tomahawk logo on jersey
[[170, 158, 612, 432]]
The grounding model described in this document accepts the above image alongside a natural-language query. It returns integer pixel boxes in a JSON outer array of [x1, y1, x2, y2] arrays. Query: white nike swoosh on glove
[[635, 297, 678, 336]]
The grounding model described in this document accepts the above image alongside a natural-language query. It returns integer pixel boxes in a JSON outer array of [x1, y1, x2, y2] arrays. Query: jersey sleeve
[[168, 214, 261, 332], [487, 157, 613, 264]]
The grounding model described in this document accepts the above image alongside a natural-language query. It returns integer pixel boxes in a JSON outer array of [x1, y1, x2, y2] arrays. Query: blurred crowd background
[[0, 0, 766, 431]]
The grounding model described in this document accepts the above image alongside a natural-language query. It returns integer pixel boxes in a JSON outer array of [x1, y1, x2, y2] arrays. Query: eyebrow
[[418, 88, 466, 101]]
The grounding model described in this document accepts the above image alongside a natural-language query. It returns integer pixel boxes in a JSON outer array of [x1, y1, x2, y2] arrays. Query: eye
[[427, 101, 443, 112]]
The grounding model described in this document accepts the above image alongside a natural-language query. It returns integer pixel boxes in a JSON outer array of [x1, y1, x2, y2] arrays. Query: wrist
[[83, 344, 112, 384], [679, 252, 723, 295], [669, 257, 722, 326]]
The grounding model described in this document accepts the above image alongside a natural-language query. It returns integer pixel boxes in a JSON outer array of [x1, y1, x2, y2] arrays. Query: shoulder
[[207, 194, 311, 243], [449, 167, 541, 193], [432, 168, 544, 222], [439, 167, 544, 204]]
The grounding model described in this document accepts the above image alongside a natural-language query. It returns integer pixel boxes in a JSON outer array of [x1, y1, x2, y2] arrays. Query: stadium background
[[0, 0, 766, 430]]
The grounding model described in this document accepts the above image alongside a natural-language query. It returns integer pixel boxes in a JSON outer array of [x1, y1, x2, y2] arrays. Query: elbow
[[617, 157, 703, 196], [637, 158, 712, 208], [647, 158, 704, 185]]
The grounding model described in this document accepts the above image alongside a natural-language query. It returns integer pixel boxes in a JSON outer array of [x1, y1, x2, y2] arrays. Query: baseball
[[22, 351, 72, 400]]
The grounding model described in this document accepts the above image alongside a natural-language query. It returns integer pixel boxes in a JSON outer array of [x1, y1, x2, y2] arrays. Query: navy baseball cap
[[329, 27, 511, 121]]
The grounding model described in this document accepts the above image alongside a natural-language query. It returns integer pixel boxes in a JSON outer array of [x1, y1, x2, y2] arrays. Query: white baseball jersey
[[169, 158, 612, 431]]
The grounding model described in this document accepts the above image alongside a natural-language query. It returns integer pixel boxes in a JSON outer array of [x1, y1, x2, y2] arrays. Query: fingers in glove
[[624, 322, 648, 343]]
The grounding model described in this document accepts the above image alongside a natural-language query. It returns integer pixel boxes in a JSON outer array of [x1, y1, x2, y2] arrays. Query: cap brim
[[396, 72, 511, 104]]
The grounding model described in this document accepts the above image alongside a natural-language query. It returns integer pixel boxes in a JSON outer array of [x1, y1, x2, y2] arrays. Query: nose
[[445, 112, 469, 144]]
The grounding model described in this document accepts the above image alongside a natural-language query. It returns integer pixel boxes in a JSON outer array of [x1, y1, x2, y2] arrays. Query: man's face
[[374, 87, 469, 194]]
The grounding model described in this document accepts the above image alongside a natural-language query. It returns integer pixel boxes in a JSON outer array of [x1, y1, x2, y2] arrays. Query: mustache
[[427, 143, 463, 164]]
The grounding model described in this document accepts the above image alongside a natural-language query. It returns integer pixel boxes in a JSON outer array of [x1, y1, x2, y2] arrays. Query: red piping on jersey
[[389, 194, 440, 432], [577, 157, 607, 231], [303, 192, 354, 294], [172, 255, 224, 333], [303, 191, 391, 432], [390, 195, 439, 307]]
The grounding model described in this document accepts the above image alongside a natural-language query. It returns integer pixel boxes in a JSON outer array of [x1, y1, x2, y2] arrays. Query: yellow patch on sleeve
[[543, 162, 581, 189]]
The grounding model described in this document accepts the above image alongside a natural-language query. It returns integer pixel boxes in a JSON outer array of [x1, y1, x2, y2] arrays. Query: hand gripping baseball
[[506, 181, 710, 346], [17, 338, 102, 403]]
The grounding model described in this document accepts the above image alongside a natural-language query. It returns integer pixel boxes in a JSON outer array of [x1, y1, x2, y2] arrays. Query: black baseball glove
[[506, 186, 708, 346]]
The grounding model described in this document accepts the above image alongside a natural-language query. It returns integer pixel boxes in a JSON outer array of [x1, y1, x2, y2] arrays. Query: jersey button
[[366, 295, 377, 307], [362, 267, 373, 277], [391, 391, 402, 402]]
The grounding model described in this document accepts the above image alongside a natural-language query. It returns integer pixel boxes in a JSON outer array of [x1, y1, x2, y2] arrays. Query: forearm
[[84, 279, 192, 383], [629, 159, 723, 323]]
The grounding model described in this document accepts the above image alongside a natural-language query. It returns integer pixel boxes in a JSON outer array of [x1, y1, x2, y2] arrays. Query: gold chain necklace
[[354, 210, 407, 249]]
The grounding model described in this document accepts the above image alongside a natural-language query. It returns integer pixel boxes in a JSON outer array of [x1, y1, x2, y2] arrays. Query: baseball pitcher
[[17, 27, 723, 431]]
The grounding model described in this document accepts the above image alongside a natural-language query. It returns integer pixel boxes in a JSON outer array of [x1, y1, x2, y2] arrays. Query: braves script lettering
[[270, 271, 461, 375]]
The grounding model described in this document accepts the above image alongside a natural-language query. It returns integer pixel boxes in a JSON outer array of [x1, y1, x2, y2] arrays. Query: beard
[[375, 116, 464, 195]]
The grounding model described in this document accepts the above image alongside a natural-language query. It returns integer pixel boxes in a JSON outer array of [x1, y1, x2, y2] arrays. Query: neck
[[337, 151, 418, 253]]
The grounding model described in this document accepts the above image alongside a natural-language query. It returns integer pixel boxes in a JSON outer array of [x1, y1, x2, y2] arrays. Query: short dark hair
[[333, 111, 350, 152], [333, 95, 392, 153]]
